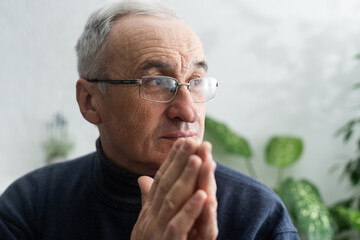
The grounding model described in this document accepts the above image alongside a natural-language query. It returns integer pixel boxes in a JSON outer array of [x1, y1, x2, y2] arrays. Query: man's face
[[94, 15, 207, 175]]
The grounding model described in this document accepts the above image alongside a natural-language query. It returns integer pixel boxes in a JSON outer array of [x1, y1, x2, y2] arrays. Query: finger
[[196, 141, 212, 163], [146, 138, 184, 203], [197, 143, 217, 196], [138, 176, 154, 206], [198, 162, 217, 197], [163, 190, 207, 239], [151, 138, 199, 213], [157, 138, 185, 175], [194, 197, 218, 239], [195, 169, 218, 239], [157, 155, 202, 225], [188, 228, 197, 240], [194, 144, 219, 239]]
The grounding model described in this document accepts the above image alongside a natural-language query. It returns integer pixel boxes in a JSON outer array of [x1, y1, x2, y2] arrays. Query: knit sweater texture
[[0, 140, 299, 239]]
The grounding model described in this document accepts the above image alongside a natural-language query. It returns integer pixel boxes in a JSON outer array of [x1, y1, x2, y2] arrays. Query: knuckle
[[200, 226, 219, 240], [212, 183, 217, 193], [158, 179, 172, 194], [183, 138, 197, 151], [210, 198, 218, 213], [183, 202, 195, 215], [154, 169, 164, 182], [212, 227, 219, 239], [166, 220, 179, 235], [209, 160, 217, 171], [163, 195, 177, 212]]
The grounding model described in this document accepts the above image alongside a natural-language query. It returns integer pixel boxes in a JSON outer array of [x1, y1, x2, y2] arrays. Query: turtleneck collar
[[91, 138, 142, 212]]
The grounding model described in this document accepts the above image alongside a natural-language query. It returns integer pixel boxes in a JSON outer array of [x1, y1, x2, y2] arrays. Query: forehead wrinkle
[[139, 60, 171, 71], [109, 15, 205, 79], [179, 53, 207, 76], [132, 49, 180, 76], [175, 41, 205, 74]]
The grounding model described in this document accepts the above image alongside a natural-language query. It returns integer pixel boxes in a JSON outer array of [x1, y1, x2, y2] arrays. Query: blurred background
[[1, 0, 359, 223]]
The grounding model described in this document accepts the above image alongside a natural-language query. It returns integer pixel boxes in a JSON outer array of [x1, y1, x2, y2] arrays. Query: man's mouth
[[162, 132, 196, 141]]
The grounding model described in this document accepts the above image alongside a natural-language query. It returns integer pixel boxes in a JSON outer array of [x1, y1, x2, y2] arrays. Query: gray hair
[[75, 0, 178, 94]]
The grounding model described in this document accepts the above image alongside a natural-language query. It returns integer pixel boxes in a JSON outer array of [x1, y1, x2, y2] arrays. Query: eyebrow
[[195, 60, 208, 72], [139, 60, 208, 73], [140, 60, 171, 71]]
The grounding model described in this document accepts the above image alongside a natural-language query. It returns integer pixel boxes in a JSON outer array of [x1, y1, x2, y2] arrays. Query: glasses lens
[[140, 76, 177, 102], [189, 77, 218, 103]]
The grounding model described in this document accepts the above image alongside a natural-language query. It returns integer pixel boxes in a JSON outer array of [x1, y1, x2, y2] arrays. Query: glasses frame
[[86, 76, 219, 103]]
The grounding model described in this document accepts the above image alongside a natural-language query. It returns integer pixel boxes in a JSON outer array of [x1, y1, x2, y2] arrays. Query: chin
[[144, 154, 167, 175], [154, 138, 177, 154]]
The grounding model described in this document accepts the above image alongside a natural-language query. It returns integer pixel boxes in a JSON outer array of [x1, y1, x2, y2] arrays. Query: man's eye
[[152, 78, 165, 86], [146, 77, 176, 90], [191, 79, 201, 86], [155, 78, 162, 85]]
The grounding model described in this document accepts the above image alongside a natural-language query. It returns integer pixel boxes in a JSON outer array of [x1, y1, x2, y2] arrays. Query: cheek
[[198, 103, 207, 122], [126, 101, 164, 139], [127, 103, 170, 161]]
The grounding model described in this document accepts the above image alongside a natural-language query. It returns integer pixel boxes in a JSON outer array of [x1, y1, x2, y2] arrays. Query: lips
[[162, 132, 196, 140]]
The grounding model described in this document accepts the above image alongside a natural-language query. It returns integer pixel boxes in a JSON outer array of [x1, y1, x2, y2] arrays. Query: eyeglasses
[[86, 76, 219, 103]]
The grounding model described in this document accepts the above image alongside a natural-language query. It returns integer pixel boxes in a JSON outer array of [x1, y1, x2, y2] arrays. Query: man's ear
[[76, 79, 101, 124]]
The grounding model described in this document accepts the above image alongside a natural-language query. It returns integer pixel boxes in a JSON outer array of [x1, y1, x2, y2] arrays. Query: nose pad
[[176, 84, 192, 101], [176, 83, 191, 98]]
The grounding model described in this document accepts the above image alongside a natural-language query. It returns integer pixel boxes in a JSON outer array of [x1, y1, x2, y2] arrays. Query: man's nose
[[165, 85, 199, 122]]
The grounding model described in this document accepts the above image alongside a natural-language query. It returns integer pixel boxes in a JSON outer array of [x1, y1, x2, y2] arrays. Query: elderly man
[[0, 1, 299, 239]]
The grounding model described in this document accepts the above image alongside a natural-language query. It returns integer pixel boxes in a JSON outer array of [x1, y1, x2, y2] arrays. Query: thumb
[[138, 176, 154, 206]]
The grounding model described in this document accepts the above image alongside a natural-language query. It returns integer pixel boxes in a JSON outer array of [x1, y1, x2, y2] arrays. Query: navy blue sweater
[[0, 141, 299, 239]]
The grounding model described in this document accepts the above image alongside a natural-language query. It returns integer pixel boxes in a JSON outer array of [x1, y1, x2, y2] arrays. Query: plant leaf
[[344, 129, 353, 142], [279, 178, 335, 240], [331, 198, 355, 209], [334, 119, 359, 140], [265, 136, 303, 168], [205, 116, 252, 158], [43, 136, 73, 159], [350, 158, 360, 186], [330, 206, 360, 232], [343, 158, 360, 186], [353, 82, 360, 89]]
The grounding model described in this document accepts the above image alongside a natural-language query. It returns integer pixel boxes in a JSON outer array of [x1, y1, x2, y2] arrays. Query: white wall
[[1, 0, 360, 205]]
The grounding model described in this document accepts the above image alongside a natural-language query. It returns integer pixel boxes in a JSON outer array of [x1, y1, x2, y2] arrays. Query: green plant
[[330, 56, 360, 237], [336, 118, 360, 187], [43, 112, 74, 163], [204, 54, 360, 239], [279, 178, 334, 240], [204, 115, 359, 239], [266, 136, 303, 186], [204, 117, 255, 177]]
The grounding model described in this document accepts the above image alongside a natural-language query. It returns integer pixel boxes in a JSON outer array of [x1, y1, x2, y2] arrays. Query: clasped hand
[[131, 138, 218, 240]]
